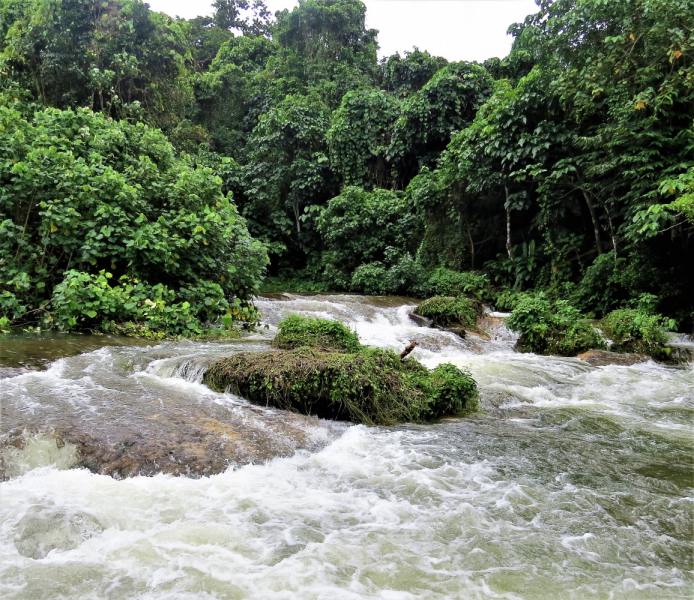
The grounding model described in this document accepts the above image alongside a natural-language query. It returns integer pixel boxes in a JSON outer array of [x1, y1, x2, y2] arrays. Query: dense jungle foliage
[[1, 0, 692, 335]]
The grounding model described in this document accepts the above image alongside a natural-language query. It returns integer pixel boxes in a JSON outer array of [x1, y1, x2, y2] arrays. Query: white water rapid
[[1, 294, 692, 599]]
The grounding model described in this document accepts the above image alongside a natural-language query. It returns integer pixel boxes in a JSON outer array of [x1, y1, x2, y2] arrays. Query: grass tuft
[[272, 313, 361, 352]]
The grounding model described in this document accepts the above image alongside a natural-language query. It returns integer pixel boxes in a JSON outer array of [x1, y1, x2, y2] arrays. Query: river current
[[0, 294, 692, 599]]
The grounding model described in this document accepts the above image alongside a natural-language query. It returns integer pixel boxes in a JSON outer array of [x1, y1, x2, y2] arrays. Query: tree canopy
[[1, 0, 692, 333]]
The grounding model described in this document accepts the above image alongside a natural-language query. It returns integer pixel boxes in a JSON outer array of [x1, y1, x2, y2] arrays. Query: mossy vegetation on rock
[[204, 348, 477, 426], [204, 314, 478, 425], [507, 296, 606, 356], [272, 314, 360, 352], [600, 309, 671, 360], [414, 296, 479, 329]]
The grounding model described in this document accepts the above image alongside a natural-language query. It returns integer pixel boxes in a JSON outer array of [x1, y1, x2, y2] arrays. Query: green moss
[[507, 295, 606, 356], [600, 309, 670, 359], [272, 314, 361, 352], [414, 296, 479, 328], [203, 347, 477, 425]]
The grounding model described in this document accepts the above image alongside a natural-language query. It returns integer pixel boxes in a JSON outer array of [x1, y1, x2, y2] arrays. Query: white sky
[[147, 0, 538, 63]]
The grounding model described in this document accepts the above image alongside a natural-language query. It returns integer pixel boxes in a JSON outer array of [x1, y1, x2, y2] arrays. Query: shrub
[[507, 295, 606, 356], [272, 314, 361, 352], [493, 289, 535, 312], [317, 187, 422, 288], [571, 252, 629, 316], [383, 252, 429, 296], [415, 296, 479, 328], [203, 347, 477, 425], [0, 290, 26, 321], [351, 262, 393, 295], [600, 309, 673, 359], [0, 106, 268, 334], [422, 268, 494, 302], [50, 270, 254, 336]]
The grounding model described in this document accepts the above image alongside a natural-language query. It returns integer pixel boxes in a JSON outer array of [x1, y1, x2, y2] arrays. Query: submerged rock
[[15, 506, 103, 559], [576, 350, 651, 367], [1, 406, 338, 481], [0, 367, 35, 379]]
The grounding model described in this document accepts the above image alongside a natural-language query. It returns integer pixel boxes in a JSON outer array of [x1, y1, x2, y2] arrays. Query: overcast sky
[[146, 0, 538, 63]]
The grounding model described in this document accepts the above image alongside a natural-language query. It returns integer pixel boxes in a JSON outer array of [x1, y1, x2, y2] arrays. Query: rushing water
[[0, 294, 692, 599]]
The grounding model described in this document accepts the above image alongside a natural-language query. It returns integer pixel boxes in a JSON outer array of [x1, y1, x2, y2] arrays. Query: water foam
[[1, 295, 692, 598]]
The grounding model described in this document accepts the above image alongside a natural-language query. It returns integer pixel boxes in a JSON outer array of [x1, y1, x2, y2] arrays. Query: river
[[1, 294, 692, 599]]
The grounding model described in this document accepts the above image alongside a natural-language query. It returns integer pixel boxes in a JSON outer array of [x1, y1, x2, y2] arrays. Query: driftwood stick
[[400, 341, 418, 360]]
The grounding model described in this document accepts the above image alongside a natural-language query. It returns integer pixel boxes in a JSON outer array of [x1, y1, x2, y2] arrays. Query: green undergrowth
[[47, 271, 256, 339], [203, 314, 478, 425], [106, 322, 243, 341], [414, 296, 480, 328], [507, 295, 606, 356], [600, 309, 672, 360], [272, 314, 361, 351]]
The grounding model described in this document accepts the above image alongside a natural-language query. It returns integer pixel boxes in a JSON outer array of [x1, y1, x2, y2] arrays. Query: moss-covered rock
[[203, 347, 477, 426], [414, 296, 480, 329], [600, 309, 671, 360], [272, 314, 361, 352], [507, 295, 606, 356], [204, 314, 479, 425]]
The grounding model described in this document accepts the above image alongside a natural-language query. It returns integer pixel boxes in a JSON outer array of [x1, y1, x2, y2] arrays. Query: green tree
[[212, 0, 270, 36], [269, 0, 379, 107], [380, 48, 447, 97], [241, 94, 336, 260], [327, 88, 399, 188], [1, 0, 193, 126], [388, 62, 494, 187]]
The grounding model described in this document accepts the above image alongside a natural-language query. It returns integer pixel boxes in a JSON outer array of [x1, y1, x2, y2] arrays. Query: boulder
[[408, 313, 434, 328], [203, 346, 478, 426]]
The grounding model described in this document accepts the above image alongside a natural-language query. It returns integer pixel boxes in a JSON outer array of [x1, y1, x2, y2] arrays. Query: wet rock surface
[[408, 311, 497, 344], [0, 336, 341, 482], [0, 331, 154, 370], [1, 405, 339, 481], [408, 313, 433, 328], [577, 350, 652, 367], [0, 367, 35, 379]]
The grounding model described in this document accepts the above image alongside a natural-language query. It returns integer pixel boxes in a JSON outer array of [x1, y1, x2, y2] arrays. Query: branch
[[400, 341, 418, 360]]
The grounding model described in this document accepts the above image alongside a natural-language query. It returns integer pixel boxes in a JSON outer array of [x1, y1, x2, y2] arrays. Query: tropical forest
[[0, 0, 692, 598]]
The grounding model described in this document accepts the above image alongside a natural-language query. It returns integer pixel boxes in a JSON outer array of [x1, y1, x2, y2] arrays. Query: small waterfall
[[171, 357, 213, 384], [255, 293, 519, 361]]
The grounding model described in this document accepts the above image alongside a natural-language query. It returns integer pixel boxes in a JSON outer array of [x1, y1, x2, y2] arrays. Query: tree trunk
[[581, 189, 603, 255], [606, 202, 618, 254], [467, 225, 475, 270], [505, 186, 514, 260]]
